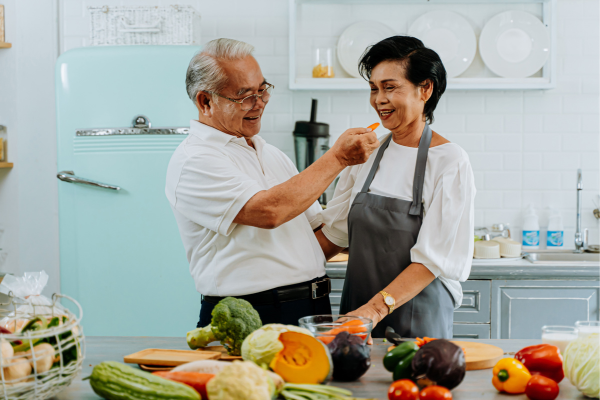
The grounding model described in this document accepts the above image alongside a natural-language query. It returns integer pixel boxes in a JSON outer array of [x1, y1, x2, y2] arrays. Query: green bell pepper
[[383, 340, 419, 381]]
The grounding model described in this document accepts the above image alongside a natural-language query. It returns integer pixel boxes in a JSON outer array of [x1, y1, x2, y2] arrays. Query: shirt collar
[[189, 120, 266, 151]]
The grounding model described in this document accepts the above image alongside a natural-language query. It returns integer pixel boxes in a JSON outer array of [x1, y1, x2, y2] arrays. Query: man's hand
[[330, 128, 380, 167]]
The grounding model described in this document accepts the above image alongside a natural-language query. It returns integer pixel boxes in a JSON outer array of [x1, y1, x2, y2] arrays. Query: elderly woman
[[316, 36, 476, 339]]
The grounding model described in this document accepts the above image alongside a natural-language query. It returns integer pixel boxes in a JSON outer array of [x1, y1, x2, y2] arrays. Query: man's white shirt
[[165, 120, 326, 296]]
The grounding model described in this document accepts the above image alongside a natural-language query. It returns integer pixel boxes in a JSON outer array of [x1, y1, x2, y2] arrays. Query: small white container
[[546, 207, 564, 248], [474, 240, 500, 259], [493, 237, 522, 257], [522, 204, 540, 249]]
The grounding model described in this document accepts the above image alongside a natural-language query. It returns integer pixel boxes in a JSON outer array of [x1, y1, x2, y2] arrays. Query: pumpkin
[[269, 331, 332, 384]]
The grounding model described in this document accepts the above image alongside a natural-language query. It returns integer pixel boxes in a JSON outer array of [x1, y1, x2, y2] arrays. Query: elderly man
[[166, 38, 378, 327]]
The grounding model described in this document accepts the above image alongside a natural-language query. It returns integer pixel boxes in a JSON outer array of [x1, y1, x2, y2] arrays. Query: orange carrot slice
[[367, 123, 380, 130]]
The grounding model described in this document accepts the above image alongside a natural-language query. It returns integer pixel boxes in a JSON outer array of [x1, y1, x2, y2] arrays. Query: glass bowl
[[298, 314, 373, 345]]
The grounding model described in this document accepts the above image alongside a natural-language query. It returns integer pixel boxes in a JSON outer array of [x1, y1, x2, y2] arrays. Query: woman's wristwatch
[[379, 290, 395, 314]]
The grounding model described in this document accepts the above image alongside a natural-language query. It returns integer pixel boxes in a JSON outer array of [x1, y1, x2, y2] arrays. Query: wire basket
[[89, 5, 199, 46], [0, 294, 85, 400]]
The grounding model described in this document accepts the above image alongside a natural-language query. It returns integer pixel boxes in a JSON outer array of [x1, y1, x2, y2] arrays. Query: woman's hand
[[346, 296, 389, 344]]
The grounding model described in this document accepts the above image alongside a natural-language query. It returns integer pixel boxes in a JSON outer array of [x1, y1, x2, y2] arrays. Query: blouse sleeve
[[410, 157, 476, 282], [320, 166, 358, 248]]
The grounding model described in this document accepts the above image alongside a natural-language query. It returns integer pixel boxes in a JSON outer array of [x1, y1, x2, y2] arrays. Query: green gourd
[[88, 361, 200, 400]]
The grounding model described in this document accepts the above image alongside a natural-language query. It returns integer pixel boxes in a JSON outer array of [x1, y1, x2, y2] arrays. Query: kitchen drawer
[[453, 323, 491, 339], [453, 280, 491, 323]]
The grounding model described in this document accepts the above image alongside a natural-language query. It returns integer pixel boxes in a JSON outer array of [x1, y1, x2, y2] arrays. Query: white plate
[[337, 21, 396, 78], [472, 256, 523, 264], [408, 10, 476, 78], [479, 10, 550, 78]]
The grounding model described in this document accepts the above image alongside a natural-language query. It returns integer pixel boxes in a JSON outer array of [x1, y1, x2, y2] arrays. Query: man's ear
[[196, 91, 213, 116]]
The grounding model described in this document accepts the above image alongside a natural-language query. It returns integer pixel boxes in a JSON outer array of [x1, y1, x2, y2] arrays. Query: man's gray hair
[[186, 38, 255, 103]]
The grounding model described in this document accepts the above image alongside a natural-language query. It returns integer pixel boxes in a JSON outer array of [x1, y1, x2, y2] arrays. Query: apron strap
[[409, 124, 432, 216], [359, 133, 393, 193]]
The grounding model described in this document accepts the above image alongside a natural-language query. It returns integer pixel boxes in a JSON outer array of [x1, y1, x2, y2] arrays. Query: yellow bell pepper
[[492, 358, 532, 394]]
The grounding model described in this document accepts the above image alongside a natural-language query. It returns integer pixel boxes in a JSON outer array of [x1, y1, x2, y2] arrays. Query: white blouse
[[320, 135, 476, 309]]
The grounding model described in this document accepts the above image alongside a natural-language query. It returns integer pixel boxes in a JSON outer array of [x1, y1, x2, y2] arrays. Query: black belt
[[203, 276, 331, 306]]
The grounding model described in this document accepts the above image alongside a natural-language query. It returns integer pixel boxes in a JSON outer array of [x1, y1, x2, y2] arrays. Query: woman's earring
[[424, 99, 428, 104]]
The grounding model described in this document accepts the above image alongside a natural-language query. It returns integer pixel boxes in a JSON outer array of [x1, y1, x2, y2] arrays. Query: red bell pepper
[[514, 344, 564, 383]]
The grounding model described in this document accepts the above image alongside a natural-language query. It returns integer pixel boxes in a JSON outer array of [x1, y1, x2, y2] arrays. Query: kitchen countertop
[[326, 259, 600, 280], [55, 337, 586, 400]]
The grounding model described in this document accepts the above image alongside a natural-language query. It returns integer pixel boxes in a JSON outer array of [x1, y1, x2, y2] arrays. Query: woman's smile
[[378, 109, 396, 120]]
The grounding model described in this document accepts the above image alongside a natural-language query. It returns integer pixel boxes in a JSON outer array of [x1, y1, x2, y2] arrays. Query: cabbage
[[563, 333, 600, 398], [241, 324, 313, 367]]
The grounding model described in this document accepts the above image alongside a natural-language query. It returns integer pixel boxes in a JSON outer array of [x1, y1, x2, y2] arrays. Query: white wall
[[0, 0, 60, 296], [0, 0, 598, 292]]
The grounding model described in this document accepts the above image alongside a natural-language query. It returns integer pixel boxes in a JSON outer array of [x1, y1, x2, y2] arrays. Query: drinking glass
[[575, 320, 600, 338], [541, 325, 578, 354]]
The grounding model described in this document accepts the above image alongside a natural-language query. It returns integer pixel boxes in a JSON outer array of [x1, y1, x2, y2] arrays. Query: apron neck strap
[[409, 123, 432, 216], [359, 133, 393, 194]]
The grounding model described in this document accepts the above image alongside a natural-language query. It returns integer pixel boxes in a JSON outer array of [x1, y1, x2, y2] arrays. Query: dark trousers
[[198, 294, 332, 327]]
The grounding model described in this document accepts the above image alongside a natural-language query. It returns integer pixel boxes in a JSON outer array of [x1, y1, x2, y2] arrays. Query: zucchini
[[89, 361, 200, 400]]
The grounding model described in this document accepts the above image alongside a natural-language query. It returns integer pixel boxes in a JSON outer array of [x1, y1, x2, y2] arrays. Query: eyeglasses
[[205, 83, 275, 111]]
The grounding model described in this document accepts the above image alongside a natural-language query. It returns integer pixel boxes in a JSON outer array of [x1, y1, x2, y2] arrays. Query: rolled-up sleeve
[[172, 153, 262, 236], [410, 158, 476, 281], [320, 167, 358, 248]]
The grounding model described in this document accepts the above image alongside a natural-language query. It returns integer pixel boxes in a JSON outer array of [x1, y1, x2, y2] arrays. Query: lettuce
[[241, 324, 313, 367], [563, 333, 599, 398]]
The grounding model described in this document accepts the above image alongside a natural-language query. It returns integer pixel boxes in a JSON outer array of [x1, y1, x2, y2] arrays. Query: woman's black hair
[[358, 36, 446, 124]]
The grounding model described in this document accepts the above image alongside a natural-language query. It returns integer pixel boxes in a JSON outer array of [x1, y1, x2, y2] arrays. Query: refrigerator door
[[56, 46, 201, 336]]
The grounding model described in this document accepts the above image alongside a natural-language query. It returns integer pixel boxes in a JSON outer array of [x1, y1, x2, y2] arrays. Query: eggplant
[[327, 331, 371, 381], [411, 339, 466, 390]]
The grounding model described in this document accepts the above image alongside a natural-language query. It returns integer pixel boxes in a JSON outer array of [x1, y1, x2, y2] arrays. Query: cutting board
[[452, 341, 504, 371], [199, 346, 243, 361], [124, 348, 221, 367], [387, 341, 504, 371]]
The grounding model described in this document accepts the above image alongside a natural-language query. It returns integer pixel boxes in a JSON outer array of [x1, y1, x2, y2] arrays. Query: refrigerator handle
[[57, 171, 121, 191]]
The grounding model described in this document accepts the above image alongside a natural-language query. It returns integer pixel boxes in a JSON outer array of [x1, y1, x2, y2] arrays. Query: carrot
[[153, 371, 214, 398], [367, 123, 380, 130]]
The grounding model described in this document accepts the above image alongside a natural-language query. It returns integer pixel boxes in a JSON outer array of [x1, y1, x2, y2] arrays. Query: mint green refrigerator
[[56, 46, 201, 336]]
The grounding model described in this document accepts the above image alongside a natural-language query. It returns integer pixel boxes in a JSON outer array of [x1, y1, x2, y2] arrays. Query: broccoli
[[187, 325, 217, 349], [186, 297, 262, 356]]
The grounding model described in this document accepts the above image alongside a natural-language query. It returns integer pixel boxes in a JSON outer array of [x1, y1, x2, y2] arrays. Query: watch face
[[385, 297, 394, 305]]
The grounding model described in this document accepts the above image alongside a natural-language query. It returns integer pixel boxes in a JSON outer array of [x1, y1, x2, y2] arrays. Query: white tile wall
[[58, 0, 600, 246]]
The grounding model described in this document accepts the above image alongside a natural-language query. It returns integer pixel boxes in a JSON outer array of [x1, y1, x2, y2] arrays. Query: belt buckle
[[311, 278, 331, 299]]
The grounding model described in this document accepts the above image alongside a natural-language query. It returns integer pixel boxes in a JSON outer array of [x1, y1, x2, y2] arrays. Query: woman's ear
[[196, 92, 213, 116], [421, 79, 434, 102]]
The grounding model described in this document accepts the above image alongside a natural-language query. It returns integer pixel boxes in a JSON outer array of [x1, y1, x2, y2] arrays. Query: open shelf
[[0, 162, 14, 168], [292, 77, 554, 91], [289, 0, 557, 91], [0, 43, 12, 49]]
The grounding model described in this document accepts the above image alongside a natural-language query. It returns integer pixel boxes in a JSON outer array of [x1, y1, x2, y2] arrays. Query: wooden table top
[[55, 337, 586, 400]]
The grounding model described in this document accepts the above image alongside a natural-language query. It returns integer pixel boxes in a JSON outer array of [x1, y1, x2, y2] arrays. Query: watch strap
[[379, 290, 395, 314]]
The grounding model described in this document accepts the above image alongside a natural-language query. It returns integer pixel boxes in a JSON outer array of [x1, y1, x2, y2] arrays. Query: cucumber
[[89, 361, 200, 400]]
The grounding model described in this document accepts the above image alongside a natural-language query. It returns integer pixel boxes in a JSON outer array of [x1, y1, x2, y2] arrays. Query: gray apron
[[339, 124, 454, 339]]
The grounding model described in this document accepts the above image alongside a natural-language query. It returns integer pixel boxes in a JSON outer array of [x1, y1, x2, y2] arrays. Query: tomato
[[388, 379, 419, 400], [525, 375, 560, 400], [419, 386, 453, 400]]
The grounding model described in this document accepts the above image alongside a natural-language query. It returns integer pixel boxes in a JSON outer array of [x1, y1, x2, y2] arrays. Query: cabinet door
[[454, 280, 491, 323], [453, 323, 491, 339], [491, 280, 600, 339]]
